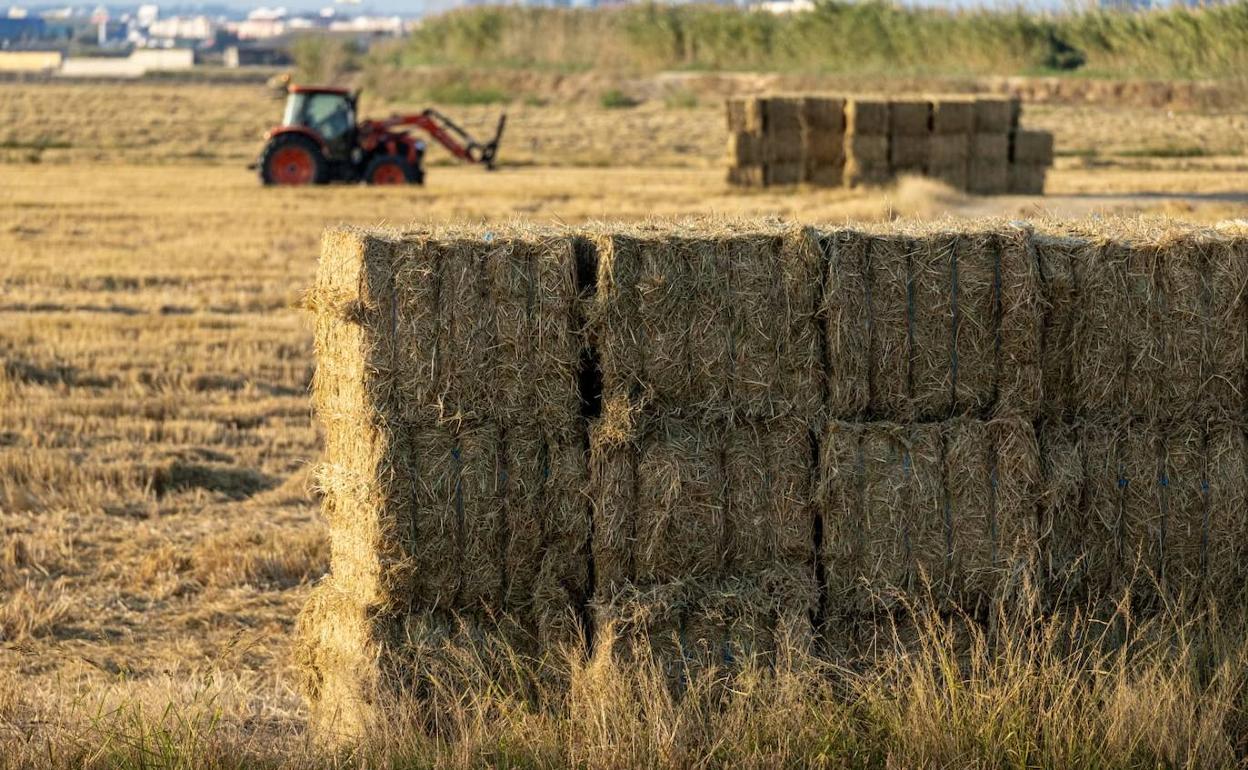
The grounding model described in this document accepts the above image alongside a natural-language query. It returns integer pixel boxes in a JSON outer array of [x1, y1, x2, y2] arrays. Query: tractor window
[[304, 94, 353, 142]]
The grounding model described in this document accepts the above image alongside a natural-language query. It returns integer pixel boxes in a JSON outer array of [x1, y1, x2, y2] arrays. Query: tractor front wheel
[[259, 134, 327, 186], [363, 155, 421, 186]]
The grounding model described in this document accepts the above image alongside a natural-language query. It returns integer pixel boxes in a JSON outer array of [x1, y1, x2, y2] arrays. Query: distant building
[[0, 15, 44, 43], [327, 15, 402, 35], [147, 15, 215, 40], [223, 43, 292, 68]]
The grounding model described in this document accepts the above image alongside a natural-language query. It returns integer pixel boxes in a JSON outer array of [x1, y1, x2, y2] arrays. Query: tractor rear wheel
[[259, 134, 327, 186], [363, 155, 420, 186]]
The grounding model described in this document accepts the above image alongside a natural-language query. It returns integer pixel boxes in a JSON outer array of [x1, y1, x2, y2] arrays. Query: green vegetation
[[290, 35, 363, 84], [423, 82, 510, 105], [394, 1, 1248, 79], [600, 88, 641, 108]]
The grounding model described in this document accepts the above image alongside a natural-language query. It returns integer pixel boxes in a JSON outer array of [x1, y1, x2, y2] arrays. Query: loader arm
[[375, 109, 506, 169]]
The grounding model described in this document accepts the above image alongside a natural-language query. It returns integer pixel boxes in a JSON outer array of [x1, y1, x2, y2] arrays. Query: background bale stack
[[1009, 129, 1054, 194], [929, 96, 974, 191], [724, 97, 764, 187], [888, 98, 931, 175], [801, 96, 846, 187]]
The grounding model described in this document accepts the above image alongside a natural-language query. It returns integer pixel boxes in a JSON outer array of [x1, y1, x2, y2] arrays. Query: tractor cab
[[278, 86, 357, 160]]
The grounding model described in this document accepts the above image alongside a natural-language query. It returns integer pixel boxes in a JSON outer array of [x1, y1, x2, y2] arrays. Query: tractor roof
[[289, 85, 352, 96]]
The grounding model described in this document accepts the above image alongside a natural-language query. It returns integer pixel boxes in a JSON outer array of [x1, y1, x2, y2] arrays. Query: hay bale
[[724, 419, 814, 580], [805, 161, 844, 187], [952, 231, 999, 416], [801, 96, 846, 132], [928, 134, 970, 167], [765, 162, 804, 186], [973, 97, 1016, 133], [1007, 164, 1047, 195], [1011, 130, 1054, 165], [405, 427, 460, 609], [971, 133, 1010, 164], [763, 96, 803, 133], [1156, 233, 1204, 425], [1122, 239, 1163, 422], [728, 131, 763, 166], [846, 98, 889, 135], [889, 99, 931, 136], [818, 421, 865, 615], [726, 97, 763, 132], [727, 165, 765, 187], [889, 135, 929, 171], [967, 161, 1008, 195], [1071, 237, 1129, 417], [685, 235, 733, 411], [845, 133, 889, 166], [1160, 424, 1205, 601], [764, 128, 805, 163], [995, 226, 1043, 418], [534, 436, 590, 646], [908, 230, 956, 420], [930, 97, 975, 134], [804, 130, 845, 165], [944, 418, 1039, 607], [1034, 234, 1080, 421], [591, 582, 686, 686], [1118, 422, 1163, 603], [635, 419, 726, 585], [867, 234, 913, 420], [529, 237, 581, 437], [821, 229, 871, 418], [1072, 421, 1123, 602]]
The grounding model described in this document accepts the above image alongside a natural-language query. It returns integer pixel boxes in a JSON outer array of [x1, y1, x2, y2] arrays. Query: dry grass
[[3, 80, 1248, 767]]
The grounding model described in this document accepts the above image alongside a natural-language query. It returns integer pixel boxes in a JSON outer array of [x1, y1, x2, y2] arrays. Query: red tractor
[[254, 84, 505, 186]]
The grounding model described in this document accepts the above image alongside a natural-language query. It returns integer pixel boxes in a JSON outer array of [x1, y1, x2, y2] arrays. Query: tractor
[[253, 84, 506, 186]]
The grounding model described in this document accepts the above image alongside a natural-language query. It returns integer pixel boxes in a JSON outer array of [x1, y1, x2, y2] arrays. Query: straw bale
[[801, 96, 846, 132], [889, 135, 929, 171], [908, 231, 956, 420], [973, 97, 1016, 133], [1157, 235, 1204, 424], [727, 165, 764, 187], [765, 162, 804, 186], [902, 423, 948, 603], [1034, 234, 1080, 420], [388, 238, 440, 426], [635, 419, 726, 585], [971, 133, 1009, 163], [868, 234, 913, 420], [1008, 164, 1047, 195], [1011, 130, 1054, 165], [439, 241, 496, 423], [684, 236, 733, 412], [728, 131, 763, 166], [763, 97, 803, 133], [1119, 422, 1162, 603], [724, 420, 814, 579], [1073, 422, 1123, 601], [406, 426, 461, 609], [821, 229, 871, 418], [805, 161, 843, 187], [774, 227, 825, 422], [929, 163, 969, 191], [764, 129, 804, 163], [1201, 231, 1248, 420], [930, 97, 974, 134], [503, 424, 544, 618], [804, 130, 845, 164], [845, 98, 889, 135], [1071, 237, 1129, 416], [952, 231, 999, 416], [844, 133, 889, 166], [530, 237, 581, 436], [968, 161, 1008, 195], [1038, 421, 1083, 601], [818, 421, 866, 614], [995, 226, 1043, 417], [1160, 424, 1205, 600], [592, 582, 686, 685], [1206, 425, 1248, 599], [588, 416, 636, 594], [888, 99, 931, 136], [928, 134, 969, 166], [726, 97, 763, 133], [482, 241, 532, 423]]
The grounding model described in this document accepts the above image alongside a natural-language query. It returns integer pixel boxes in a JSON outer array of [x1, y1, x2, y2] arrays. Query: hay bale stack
[[843, 97, 891, 188], [301, 226, 588, 737], [928, 96, 974, 191], [725, 97, 765, 187], [968, 97, 1017, 195], [888, 98, 931, 175]]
